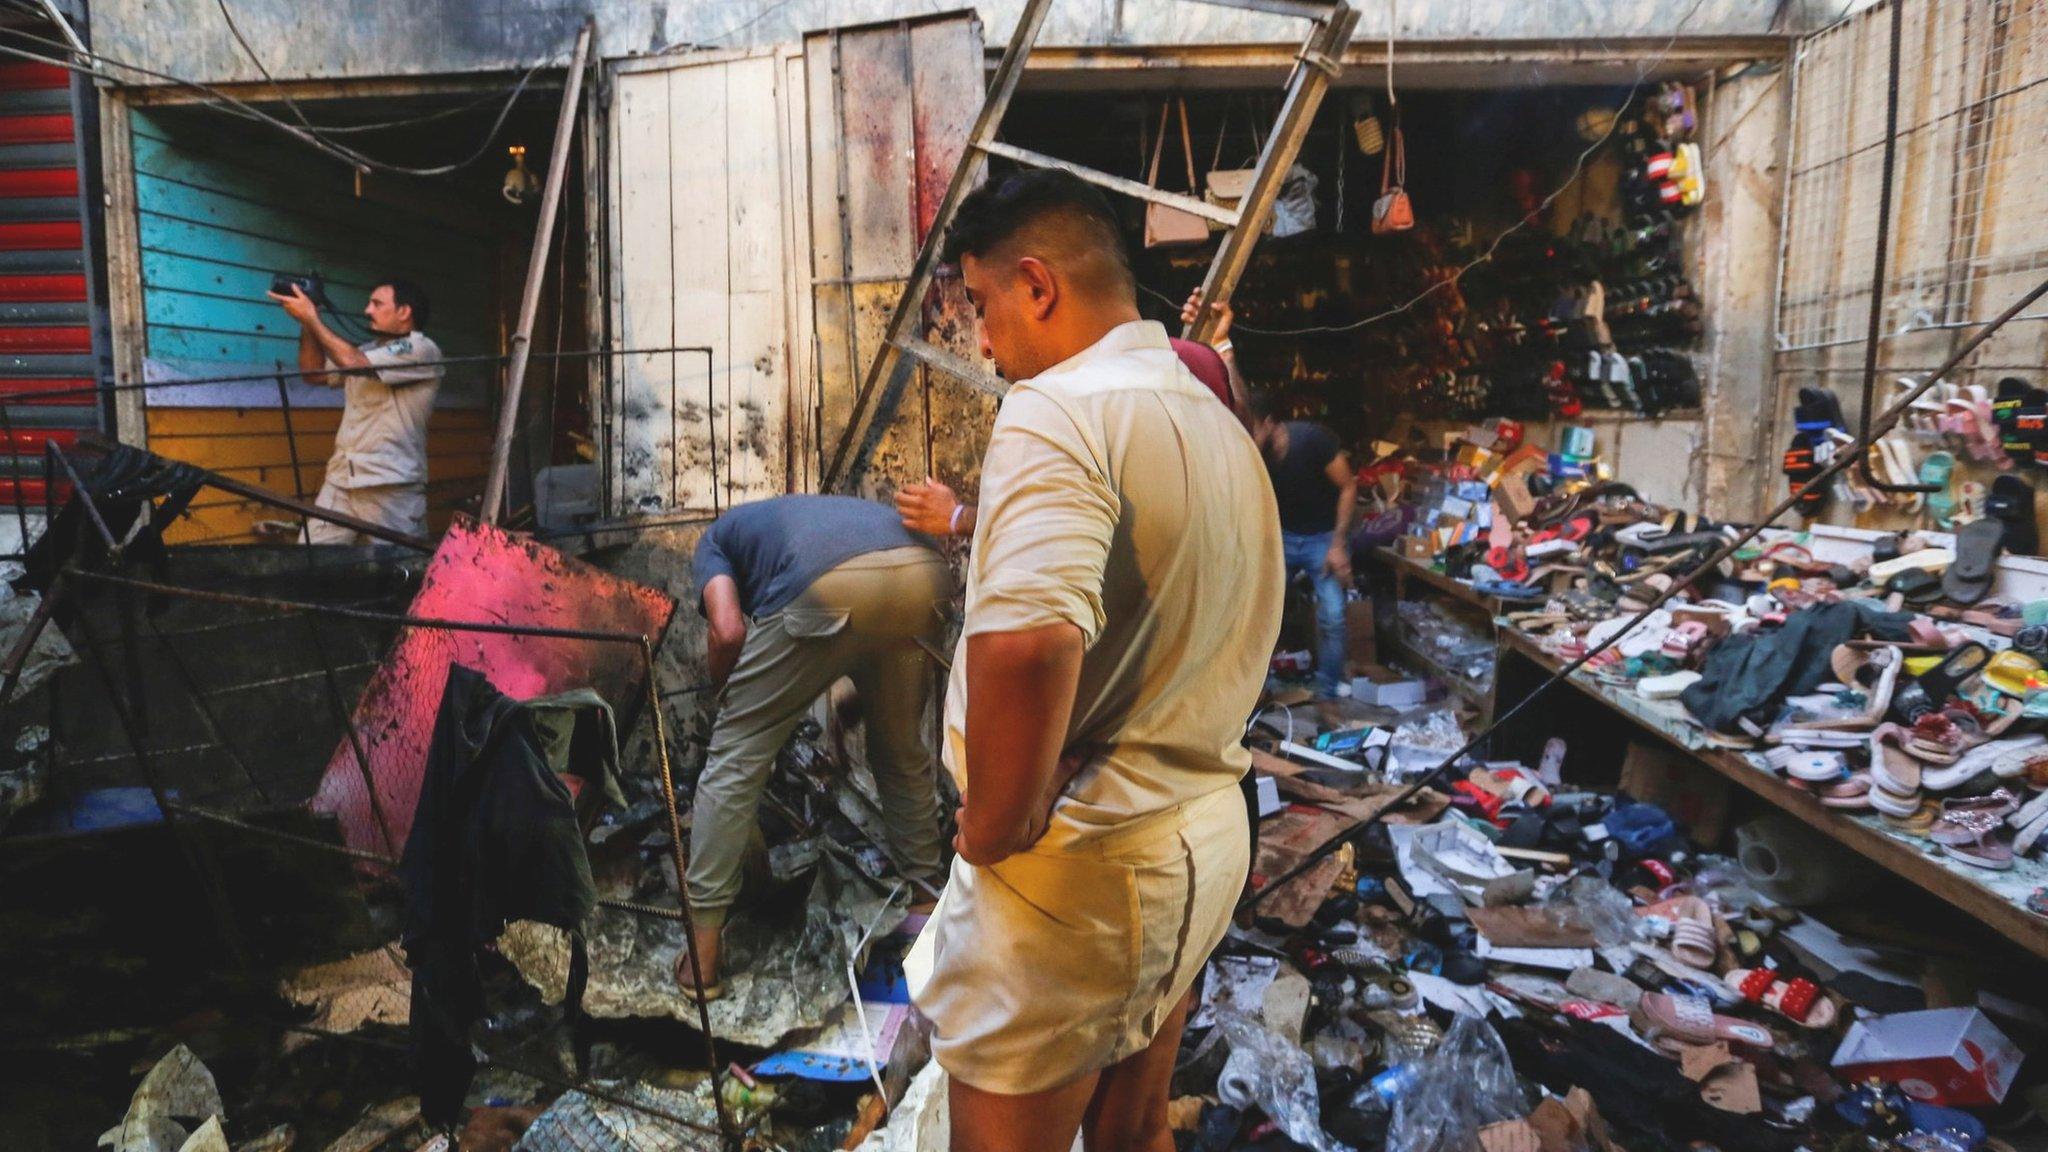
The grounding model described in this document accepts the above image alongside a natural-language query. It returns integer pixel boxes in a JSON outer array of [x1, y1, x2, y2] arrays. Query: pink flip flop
[[1633, 992, 1774, 1054], [1723, 968, 1837, 1028], [1639, 896, 1719, 970]]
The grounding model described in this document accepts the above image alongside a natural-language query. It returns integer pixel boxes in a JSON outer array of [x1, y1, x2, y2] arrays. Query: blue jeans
[[1282, 530, 1348, 696]]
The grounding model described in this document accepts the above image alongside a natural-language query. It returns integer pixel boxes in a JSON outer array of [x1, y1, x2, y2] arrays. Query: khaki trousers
[[688, 546, 952, 926]]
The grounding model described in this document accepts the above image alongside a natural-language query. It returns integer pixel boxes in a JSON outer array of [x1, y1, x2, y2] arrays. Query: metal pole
[[640, 638, 737, 1148], [482, 20, 594, 525], [1855, 0, 1937, 495]]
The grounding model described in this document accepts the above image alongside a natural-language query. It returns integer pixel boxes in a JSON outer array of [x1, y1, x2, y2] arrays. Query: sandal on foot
[[1723, 967, 1837, 1028], [673, 936, 727, 1003]]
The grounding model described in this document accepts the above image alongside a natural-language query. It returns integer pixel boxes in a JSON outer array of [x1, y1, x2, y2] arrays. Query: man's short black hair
[[379, 277, 431, 329], [939, 168, 1133, 291]]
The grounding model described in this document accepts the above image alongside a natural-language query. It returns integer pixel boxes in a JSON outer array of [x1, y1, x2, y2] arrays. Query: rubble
[[99, 1046, 224, 1152], [501, 851, 906, 1047]]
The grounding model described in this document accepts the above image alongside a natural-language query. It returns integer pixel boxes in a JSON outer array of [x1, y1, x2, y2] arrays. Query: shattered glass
[[501, 852, 906, 1047]]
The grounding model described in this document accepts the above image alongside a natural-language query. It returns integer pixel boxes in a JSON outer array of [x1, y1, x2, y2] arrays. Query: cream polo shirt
[[324, 331, 444, 490], [941, 320, 1284, 842]]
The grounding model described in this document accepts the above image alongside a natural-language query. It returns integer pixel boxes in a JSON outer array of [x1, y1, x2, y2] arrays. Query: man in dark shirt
[[1249, 396, 1359, 697], [678, 494, 952, 998]]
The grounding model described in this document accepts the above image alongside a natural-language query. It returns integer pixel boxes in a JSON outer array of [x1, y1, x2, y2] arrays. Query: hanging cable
[[0, 25, 551, 177], [0, 9, 540, 136]]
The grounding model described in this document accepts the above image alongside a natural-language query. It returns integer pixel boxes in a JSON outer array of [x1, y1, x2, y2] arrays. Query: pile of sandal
[[1206, 702, 2041, 1152], [1759, 630, 2048, 871]]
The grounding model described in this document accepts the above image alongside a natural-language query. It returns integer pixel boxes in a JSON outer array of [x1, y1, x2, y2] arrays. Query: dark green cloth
[[400, 663, 622, 1127], [1680, 599, 1915, 735]]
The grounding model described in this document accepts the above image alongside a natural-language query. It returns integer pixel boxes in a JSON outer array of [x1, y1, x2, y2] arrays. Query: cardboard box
[[1831, 1008, 2024, 1107], [1398, 535, 1434, 559], [1617, 742, 1729, 846], [1352, 663, 1428, 708], [1346, 597, 1377, 667]]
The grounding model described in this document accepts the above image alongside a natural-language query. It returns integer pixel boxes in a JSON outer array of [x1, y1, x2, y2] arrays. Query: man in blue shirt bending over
[[676, 494, 952, 998]]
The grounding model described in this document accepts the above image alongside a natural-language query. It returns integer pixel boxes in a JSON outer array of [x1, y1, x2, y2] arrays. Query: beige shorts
[[304, 480, 427, 544], [908, 784, 1248, 1095]]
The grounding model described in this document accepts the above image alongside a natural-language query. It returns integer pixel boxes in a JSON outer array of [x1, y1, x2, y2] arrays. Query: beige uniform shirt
[[324, 331, 444, 489], [941, 319, 1285, 843]]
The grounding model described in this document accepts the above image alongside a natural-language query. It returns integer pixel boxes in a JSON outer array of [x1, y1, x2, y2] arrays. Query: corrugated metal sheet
[[0, 59, 97, 510]]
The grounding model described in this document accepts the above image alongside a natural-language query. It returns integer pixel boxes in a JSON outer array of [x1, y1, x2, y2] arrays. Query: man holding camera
[[269, 278, 444, 543]]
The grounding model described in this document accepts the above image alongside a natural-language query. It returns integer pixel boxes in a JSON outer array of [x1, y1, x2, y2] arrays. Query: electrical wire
[[1168, 0, 1713, 339], [0, 24, 551, 177], [207, 0, 550, 176], [0, 8, 542, 137]]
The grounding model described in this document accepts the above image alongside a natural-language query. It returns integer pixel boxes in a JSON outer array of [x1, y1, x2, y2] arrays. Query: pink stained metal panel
[[309, 517, 677, 857]]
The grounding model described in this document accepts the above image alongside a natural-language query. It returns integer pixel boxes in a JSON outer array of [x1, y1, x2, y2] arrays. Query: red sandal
[[1722, 967, 1836, 1028]]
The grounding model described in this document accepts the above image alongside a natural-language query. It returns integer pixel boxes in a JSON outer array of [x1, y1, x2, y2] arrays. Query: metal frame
[[819, 0, 1360, 491]]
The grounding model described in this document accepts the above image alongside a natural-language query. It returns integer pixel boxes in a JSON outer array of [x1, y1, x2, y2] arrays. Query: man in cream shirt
[[906, 170, 1282, 1151], [271, 277, 444, 542]]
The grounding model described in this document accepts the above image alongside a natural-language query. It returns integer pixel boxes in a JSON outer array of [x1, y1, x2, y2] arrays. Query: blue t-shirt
[[692, 495, 938, 618]]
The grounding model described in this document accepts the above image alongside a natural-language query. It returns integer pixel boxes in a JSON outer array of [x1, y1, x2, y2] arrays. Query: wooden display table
[[1495, 628, 2048, 962]]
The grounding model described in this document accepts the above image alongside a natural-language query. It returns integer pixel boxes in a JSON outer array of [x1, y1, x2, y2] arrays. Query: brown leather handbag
[[1372, 123, 1414, 235], [1144, 99, 1208, 248]]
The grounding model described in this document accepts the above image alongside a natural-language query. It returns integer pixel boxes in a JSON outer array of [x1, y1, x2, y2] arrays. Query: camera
[[270, 271, 328, 304]]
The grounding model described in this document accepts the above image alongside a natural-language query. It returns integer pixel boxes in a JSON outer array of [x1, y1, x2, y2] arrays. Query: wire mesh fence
[[0, 539, 744, 1148], [1776, 0, 2048, 354]]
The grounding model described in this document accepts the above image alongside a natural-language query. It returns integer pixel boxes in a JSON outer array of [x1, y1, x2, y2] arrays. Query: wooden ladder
[[821, 0, 1360, 489]]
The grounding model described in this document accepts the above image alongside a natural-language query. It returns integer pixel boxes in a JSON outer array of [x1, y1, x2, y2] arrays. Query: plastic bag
[[1386, 1014, 1528, 1152], [1215, 1009, 1355, 1152], [1272, 164, 1319, 237], [1556, 874, 1639, 950]]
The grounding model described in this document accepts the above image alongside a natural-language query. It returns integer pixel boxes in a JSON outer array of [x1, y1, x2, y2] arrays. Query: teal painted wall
[[132, 108, 497, 408]]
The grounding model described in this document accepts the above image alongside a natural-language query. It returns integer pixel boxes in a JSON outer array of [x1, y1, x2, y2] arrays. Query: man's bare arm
[[701, 575, 748, 690], [1324, 453, 1358, 584], [955, 622, 1084, 867], [271, 286, 370, 381], [297, 327, 332, 388]]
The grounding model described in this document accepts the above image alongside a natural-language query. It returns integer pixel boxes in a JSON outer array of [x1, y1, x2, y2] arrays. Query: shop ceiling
[[1013, 37, 1789, 91]]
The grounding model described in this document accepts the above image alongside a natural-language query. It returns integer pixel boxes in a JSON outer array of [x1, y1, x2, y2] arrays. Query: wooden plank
[[610, 67, 681, 514], [839, 22, 924, 496], [719, 53, 788, 505], [1496, 630, 2048, 961], [910, 15, 997, 501], [977, 141, 1240, 224], [1372, 547, 1504, 615], [667, 60, 731, 512], [820, 0, 1046, 489], [806, 30, 857, 487], [102, 91, 147, 449], [778, 45, 816, 495]]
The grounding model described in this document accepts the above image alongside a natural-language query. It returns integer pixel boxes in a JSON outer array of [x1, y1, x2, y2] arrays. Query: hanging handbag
[[1204, 100, 1266, 235], [1143, 99, 1208, 248], [1372, 122, 1414, 235]]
